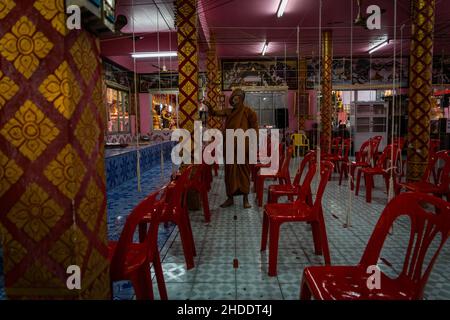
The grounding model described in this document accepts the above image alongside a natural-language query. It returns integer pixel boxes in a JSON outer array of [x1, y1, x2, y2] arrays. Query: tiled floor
[[2, 156, 450, 300], [111, 156, 450, 300]]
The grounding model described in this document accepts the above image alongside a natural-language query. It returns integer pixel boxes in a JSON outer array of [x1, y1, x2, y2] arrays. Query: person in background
[[204, 89, 259, 209]]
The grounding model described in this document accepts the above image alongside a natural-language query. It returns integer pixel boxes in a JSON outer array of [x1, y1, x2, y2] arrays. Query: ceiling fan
[[353, 0, 386, 29], [152, 64, 177, 72]]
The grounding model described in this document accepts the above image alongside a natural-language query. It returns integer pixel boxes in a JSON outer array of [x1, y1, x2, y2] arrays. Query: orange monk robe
[[209, 104, 259, 197]]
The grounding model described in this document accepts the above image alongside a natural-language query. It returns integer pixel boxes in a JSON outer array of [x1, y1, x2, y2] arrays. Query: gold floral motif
[[7, 183, 64, 242], [77, 178, 103, 231], [0, 100, 60, 161], [70, 32, 98, 84], [0, 222, 27, 273], [13, 261, 64, 289], [83, 248, 108, 288], [0, 70, 19, 109], [0, 16, 53, 79], [0, 149, 23, 197], [96, 150, 106, 184], [0, 0, 15, 19], [33, 0, 67, 36], [48, 226, 88, 268], [39, 61, 81, 119], [81, 266, 110, 299], [44, 144, 86, 200], [74, 107, 100, 156]]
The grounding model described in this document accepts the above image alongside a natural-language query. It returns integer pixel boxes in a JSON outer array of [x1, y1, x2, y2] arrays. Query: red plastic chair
[[300, 192, 450, 300], [109, 190, 167, 300], [355, 144, 401, 203], [252, 142, 280, 190], [323, 138, 351, 174], [187, 163, 212, 223], [261, 161, 334, 276], [256, 146, 293, 207], [148, 165, 197, 270], [267, 150, 316, 204], [340, 136, 382, 188], [399, 150, 450, 201]]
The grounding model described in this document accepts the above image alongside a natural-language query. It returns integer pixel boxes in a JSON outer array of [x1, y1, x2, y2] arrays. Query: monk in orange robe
[[205, 89, 259, 209]]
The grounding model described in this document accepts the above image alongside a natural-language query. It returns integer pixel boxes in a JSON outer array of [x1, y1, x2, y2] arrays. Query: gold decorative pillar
[[407, 0, 436, 181], [297, 57, 308, 131], [206, 35, 222, 129], [0, 1, 110, 299], [321, 30, 333, 150], [176, 0, 199, 135]]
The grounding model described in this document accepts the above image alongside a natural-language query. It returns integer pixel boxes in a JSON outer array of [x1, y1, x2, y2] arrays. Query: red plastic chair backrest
[[359, 192, 450, 299], [279, 146, 293, 180], [374, 144, 400, 170], [429, 139, 440, 155], [331, 137, 342, 155], [369, 135, 383, 157], [166, 165, 194, 210], [111, 190, 163, 277], [295, 160, 334, 210], [293, 151, 316, 186], [357, 140, 371, 163], [338, 138, 352, 160]]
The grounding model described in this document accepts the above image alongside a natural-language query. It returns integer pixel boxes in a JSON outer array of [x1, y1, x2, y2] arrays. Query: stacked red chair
[[109, 190, 167, 300], [355, 144, 401, 203], [145, 165, 197, 269], [261, 161, 334, 276], [267, 150, 316, 205], [300, 192, 450, 300], [339, 136, 382, 188], [187, 163, 212, 223], [323, 138, 351, 174], [252, 141, 280, 190], [255, 146, 293, 207]]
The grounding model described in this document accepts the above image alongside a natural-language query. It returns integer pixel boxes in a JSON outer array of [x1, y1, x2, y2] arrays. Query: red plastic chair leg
[[365, 174, 373, 203], [355, 169, 362, 196], [261, 212, 269, 251], [311, 222, 322, 255], [257, 176, 266, 207], [300, 276, 312, 300], [318, 210, 331, 265], [178, 221, 195, 270], [131, 266, 154, 300], [184, 212, 197, 257], [153, 251, 168, 300], [200, 188, 211, 223], [268, 220, 281, 276]]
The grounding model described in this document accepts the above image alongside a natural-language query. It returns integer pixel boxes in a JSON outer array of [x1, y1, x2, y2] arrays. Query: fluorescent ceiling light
[[368, 39, 389, 54], [261, 42, 268, 56], [131, 51, 177, 58], [277, 0, 289, 18]]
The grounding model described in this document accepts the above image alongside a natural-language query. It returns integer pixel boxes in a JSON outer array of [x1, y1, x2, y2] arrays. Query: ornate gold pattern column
[[0, 0, 110, 299], [321, 30, 332, 150], [176, 0, 199, 134], [407, 0, 436, 181], [206, 35, 222, 129]]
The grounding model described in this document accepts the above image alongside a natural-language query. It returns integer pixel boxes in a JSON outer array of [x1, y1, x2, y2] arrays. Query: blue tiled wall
[[105, 141, 176, 191]]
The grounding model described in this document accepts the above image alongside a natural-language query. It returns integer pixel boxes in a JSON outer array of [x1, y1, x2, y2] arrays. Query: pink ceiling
[[101, 0, 450, 73]]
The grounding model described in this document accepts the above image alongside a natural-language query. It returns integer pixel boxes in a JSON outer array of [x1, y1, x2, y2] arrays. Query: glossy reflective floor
[[110, 158, 450, 300]]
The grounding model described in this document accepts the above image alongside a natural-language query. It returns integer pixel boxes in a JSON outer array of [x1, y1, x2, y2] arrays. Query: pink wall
[[139, 93, 152, 135]]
